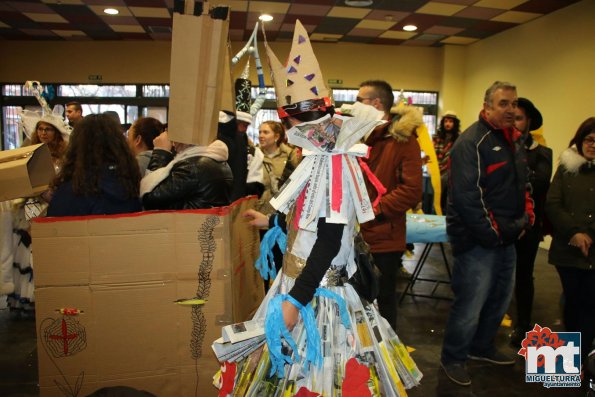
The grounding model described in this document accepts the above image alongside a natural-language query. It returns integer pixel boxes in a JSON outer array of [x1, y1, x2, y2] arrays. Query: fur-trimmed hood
[[559, 145, 594, 174], [388, 106, 423, 142]]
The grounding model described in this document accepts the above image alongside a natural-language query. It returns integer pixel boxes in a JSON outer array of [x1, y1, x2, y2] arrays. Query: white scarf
[[140, 140, 228, 197]]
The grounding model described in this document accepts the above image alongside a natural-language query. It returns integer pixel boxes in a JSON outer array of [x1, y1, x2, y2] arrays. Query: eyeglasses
[[583, 137, 595, 146], [356, 96, 377, 103], [37, 126, 55, 133]]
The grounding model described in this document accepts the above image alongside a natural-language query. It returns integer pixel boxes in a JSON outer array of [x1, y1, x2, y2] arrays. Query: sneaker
[[398, 266, 412, 280], [441, 362, 471, 386], [468, 350, 516, 365]]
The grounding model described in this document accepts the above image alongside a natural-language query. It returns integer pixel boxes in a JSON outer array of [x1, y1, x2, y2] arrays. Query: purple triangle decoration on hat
[[310, 86, 318, 96], [298, 35, 306, 44], [287, 65, 297, 74], [294, 55, 301, 64], [304, 73, 315, 81], [286, 79, 294, 87]]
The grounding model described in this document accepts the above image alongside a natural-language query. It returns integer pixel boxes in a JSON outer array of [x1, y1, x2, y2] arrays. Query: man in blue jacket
[[440, 81, 535, 386]]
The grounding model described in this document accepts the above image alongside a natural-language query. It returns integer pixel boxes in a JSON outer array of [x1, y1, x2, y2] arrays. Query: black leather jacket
[[142, 149, 233, 210]]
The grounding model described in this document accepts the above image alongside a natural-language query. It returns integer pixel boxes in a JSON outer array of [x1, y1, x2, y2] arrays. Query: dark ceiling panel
[[375, 0, 429, 12], [314, 17, 359, 35], [513, 0, 582, 14], [0, 0, 579, 46], [122, 0, 168, 6]]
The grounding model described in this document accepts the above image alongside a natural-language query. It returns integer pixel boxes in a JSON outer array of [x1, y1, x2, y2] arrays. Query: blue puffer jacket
[[446, 112, 534, 255]]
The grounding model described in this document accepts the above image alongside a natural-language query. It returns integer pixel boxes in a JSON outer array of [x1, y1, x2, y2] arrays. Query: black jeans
[[513, 227, 541, 331], [260, 229, 284, 294], [372, 251, 403, 331], [556, 266, 595, 361]]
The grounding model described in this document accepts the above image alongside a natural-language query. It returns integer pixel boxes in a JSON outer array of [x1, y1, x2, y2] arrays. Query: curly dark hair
[[30, 121, 67, 160], [52, 114, 141, 197], [131, 117, 164, 150], [436, 115, 461, 141], [570, 116, 595, 156]]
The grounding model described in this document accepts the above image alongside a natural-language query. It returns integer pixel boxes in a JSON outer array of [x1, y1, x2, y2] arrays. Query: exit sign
[[328, 79, 343, 85]]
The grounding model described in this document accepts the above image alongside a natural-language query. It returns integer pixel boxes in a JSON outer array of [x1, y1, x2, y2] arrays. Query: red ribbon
[[357, 157, 387, 209], [331, 154, 343, 213], [293, 183, 308, 230]]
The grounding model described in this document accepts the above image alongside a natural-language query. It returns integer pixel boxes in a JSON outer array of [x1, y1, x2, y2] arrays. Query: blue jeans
[[441, 244, 516, 364]]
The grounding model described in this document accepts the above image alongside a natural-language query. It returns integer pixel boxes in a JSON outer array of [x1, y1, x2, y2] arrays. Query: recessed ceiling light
[[345, 0, 373, 6], [259, 14, 273, 22], [403, 24, 417, 32], [104, 8, 119, 15]]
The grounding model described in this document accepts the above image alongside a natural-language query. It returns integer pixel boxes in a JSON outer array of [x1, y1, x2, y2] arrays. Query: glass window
[[3, 85, 25, 96], [143, 85, 170, 97], [127, 106, 139, 125], [58, 85, 136, 97], [142, 107, 167, 124], [250, 87, 276, 100], [2, 106, 23, 150]]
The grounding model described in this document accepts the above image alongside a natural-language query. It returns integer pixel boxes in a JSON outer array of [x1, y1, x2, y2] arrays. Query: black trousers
[[513, 228, 541, 331], [372, 251, 403, 331], [556, 266, 595, 361], [260, 229, 284, 294]]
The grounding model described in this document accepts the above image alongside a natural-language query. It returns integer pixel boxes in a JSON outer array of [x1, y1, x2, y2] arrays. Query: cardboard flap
[[168, 8, 230, 146], [0, 143, 54, 201], [220, 44, 236, 113]]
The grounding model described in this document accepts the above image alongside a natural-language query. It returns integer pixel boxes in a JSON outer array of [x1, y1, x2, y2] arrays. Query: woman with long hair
[[47, 114, 142, 216], [29, 117, 69, 170], [257, 120, 299, 215], [546, 116, 595, 371], [126, 116, 165, 176]]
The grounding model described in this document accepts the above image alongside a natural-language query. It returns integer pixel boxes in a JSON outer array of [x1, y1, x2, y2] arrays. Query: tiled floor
[[0, 244, 591, 396]]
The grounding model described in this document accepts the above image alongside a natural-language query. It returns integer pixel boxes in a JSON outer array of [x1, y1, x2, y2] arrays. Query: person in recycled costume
[[214, 20, 422, 396]]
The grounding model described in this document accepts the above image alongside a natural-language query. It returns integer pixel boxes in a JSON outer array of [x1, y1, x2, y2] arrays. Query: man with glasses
[[358, 80, 423, 331], [440, 81, 534, 386]]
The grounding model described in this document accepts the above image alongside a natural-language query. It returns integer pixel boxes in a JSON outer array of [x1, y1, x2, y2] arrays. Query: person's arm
[[545, 166, 582, 240], [375, 138, 423, 219], [146, 148, 174, 172], [147, 132, 175, 172], [142, 159, 199, 210], [288, 218, 343, 306], [530, 147, 553, 200]]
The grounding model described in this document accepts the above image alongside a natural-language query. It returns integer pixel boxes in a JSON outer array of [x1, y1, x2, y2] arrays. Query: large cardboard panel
[[33, 198, 262, 396], [0, 143, 55, 201], [167, 11, 229, 146]]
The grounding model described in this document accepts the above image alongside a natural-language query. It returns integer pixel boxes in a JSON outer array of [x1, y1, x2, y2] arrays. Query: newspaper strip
[[298, 155, 328, 231], [269, 155, 313, 214], [221, 319, 265, 344], [344, 154, 375, 223]]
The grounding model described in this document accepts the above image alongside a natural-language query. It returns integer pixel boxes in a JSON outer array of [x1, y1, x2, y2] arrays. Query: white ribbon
[[269, 115, 385, 231]]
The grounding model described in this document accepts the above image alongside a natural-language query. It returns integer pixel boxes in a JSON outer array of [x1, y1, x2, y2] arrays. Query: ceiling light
[[403, 24, 417, 32], [259, 14, 273, 22], [345, 0, 373, 7], [104, 8, 119, 15]]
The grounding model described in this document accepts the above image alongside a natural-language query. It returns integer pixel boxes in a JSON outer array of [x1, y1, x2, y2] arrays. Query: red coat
[[361, 123, 423, 253]]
